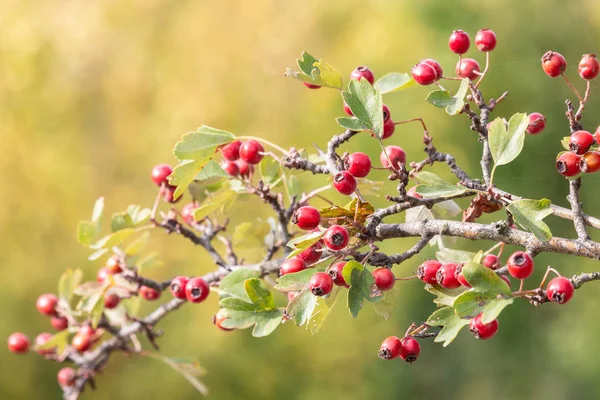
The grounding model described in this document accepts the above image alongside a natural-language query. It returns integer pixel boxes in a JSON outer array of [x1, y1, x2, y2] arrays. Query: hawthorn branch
[[568, 178, 589, 241], [326, 129, 359, 173], [281, 147, 329, 175]]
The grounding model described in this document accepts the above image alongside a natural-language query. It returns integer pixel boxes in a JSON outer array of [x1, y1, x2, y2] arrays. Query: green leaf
[[219, 308, 282, 337], [286, 230, 324, 251], [173, 126, 235, 161], [35, 329, 70, 355], [307, 286, 340, 334], [347, 267, 383, 318], [124, 231, 151, 256], [414, 171, 466, 198], [169, 159, 211, 200], [319, 199, 374, 225], [341, 78, 384, 137], [77, 220, 98, 246], [507, 198, 553, 242], [90, 227, 139, 250], [425, 284, 466, 307], [127, 205, 151, 225], [489, 113, 528, 175], [284, 175, 301, 202], [218, 269, 262, 300], [111, 212, 134, 232], [453, 291, 513, 321], [435, 248, 476, 264], [313, 60, 343, 90], [560, 136, 570, 151], [372, 286, 399, 320], [284, 52, 343, 90], [461, 261, 512, 296], [193, 189, 237, 221], [194, 160, 228, 181], [425, 78, 469, 115], [274, 269, 319, 292], [341, 260, 364, 288], [259, 156, 282, 187], [88, 248, 109, 261], [375, 72, 416, 94], [427, 307, 469, 347], [219, 297, 263, 312], [244, 279, 276, 310], [297, 51, 318, 75], [336, 117, 366, 131], [286, 288, 318, 326], [144, 354, 208, 396], [58, 268, 83, 307], [91, 197, 104, 222]]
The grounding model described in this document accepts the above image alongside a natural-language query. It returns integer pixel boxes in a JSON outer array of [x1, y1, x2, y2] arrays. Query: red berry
[[105, 255, 123, 274], [507, 251, 534, 280], [546, 277, 574, 304], [298, 241, 323, 265], [309, 272, 334, 296], [333, 171, 357, 195], [7, 332, 29, 354], [35, 332, 55, 355], [303, 82, 321, 89], [161, 184, 180, 204], [343, 102, 353, 116], [293, 206, 321, 230], [213, 310, 233, 332], [220, 140, 242, 161], [239, 140, 265, 165], [475, 29, 497, 52], [185, 277, 210, 303], [469, 313, 499, 340], [51, 316, 69, 331], [140, 286, 161, 301], [328, 262, 349, 287], [346, 152, 372, 178], [236, 159, 253, 178], [382, 119, 395, 139], [378, 336, 402, 360], [104, 293, 120, 309], [580, 151, 600, 173], [412, 62, 437, 86], [406, 186, 423, 199], [449, 30, 470, 54], [36, 294, 58, 316], [436, 263, 462, 289], [417, 260, 442, 284], [373, 268, 395, 291], [382, 104, 391, 123], [422, 58, 443, 80], [569, 130, 595, 154], [526, 112, 546, 135], [556, 152, 582, 177], [350, 66, 375, 85], [79, 325, 95, 338], [456, 58, 481, 80], [455, 265, 471, 288], [541, 51, 567, 78], [399, 337, 421, 363], [279, 257, 307, 276], [221, 161, 240, 177], [380, 146, 406, 170], [71, 333, 91, 352], [57, 367, 76, 387], [151, 164, 172, 186], [483, 254, 499, 269], [170, 276, 189, 299], [97, 267, 109, 283], [323, 225, 349, 251], [181, 203, 197, 225], [578, 54, 600, 80]]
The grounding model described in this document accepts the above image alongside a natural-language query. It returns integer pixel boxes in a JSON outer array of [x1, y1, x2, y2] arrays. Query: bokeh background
[[2, 0, 600, 399]]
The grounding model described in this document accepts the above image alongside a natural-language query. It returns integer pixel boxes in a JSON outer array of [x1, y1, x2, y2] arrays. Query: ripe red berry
[[220, 140, 242, 161], [578, 54, 600, 80], [343, 102, 353, 116], [556, 152, 582, 177], [378, 336, 402, 360], [293, 206, 321, 231], [323, 225, 349, 251], [303, 82, 321, 89], [469, 313, 499, 340], [422, 58, 443, 80], [221, 160, 240, 177], [309, 272, 334, 296], [436, 263, 462, 289], [181, 203, 197, 225], [382, 104, 391, 122], [185, 277, 210, 303], [456, 58, 481, 80], [236, 159, 253, 178], [373, 268, 395, 291], [151, 164, 173, 186], [455, 265, 471, 288], [380, 146, 406, 170], [140, 286, 161, 301], [104, 293, 120, 309], [399, 337, 421, 363], [350, 66, 375, 85], [71, 332, 91, 352], [298, 241, 323, 265], [239, 140, 265, 165], [580, 151, 600, 173], [36, 293, 58, 316], [213, 310, 233, 332], [475, 29, 497, 52], [483, 254, 499, 269], [346, 152, 372, 178], [412, 62, 437, 86], [79, 325, 95, 338], [170, 276, 189, 299], [448, 30, 470, 54], [7, 332, 29, 354], [417, 260, 442, 284], [97, 267, 110, 283], [333, 171, 357, 195], [569, 130, 595, 154], [161, 184, 180, 204], [382, 118, 395, 139], [279, 257, 307, 276], [105, 255, 123, 274], [507, 251, 534, 279], [406, 186, 423, 199], [35, 332, 55, 355], [57, 367, 76, 387], [328, 262, 349, 287], [51, 316, 69, 331], [541, 51, 567, 77], [526, 112, 546, 135], [546, 276, 575, 304]]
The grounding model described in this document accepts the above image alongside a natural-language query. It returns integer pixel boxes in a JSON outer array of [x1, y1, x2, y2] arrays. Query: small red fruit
[[293, 206, 321, 230], [71, 333, 91, 352], [170, 276, 189, 299], [372, 268, 395, 291], [220, 140, 242, 161], [422, 58, 443, 80], [105, 255, 123, 274], [140, 286, 161, 301], [343, 102, 353, 116], [36, 294, 58, 316], [236, 159, 253, 178], [346, 152, 372, 178], [578, 54, 600, 80], [35, 333, 55, 355], [51, 316, 69, 331], [298, 241, 323, 265], [475, 29, 497, 52], [412, 62, 437, 85], [526, 112, 546, 135], [181, 203, 197, 225], [303, 82, 321, 89], [546, 277, 575, 304], [580, 151, 600, 173], [456, 58, 481, 80], [380, 146, 406, 170], [506, 251, 534, 280], [483, 254, 499, 269], [556, 152, 582, 177], [309, 272, 334, 296], [448, 30, 470, 54], [399, 337, 420, 363], [333, 171, 357, 195], [469, 313, 499, 340], [104, 293, 120, 309], [57, 367, 76, 387], [239, 140, 265, 165], [378, 336, 402, 360], [323, 225, 349, 251], [213, 310, 233, 332], [151, 164, 172, 186], [436, 263, 462, 289], [79, 325, 95, 338], [279, 257, 307, 276], [382, 119, 395, 139], [97, 267, 109, 283], [455, 264, 471, 288], [161, 184, 180, 204], [328, 262, 349, 287], [417, 260, 442, 285], [541, 51, 567, 77], [382, 104, 391, 123], [7, 332, 29, 354], [350, 66, 375, 85], [185, 277, 210, 303], [221, 161, 240, 177], [569, 130, 595, 154]]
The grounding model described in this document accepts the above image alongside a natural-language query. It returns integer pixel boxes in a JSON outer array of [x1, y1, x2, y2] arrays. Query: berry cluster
[[379, 335, 421, 363], [556, 128, 600, 176], [219, 139, 264, 178]]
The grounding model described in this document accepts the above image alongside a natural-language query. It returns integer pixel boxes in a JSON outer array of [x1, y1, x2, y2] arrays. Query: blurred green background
[[2, 0, 600, 399]]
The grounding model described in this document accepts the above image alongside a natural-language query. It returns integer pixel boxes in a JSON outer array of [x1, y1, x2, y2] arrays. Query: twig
[[568, 178, 589, 241]]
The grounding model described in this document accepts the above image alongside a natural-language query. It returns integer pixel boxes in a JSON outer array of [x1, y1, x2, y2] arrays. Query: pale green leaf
[[173, 126, 235, 161], [375, 72, 417, 94], [91, 197, 104, 222], [341, 78, 384, 137], [336, 117, 366, 131], [77, 220, 97, 246], [274, 269, 319, 292], [244, 278, 276, 310], [414, 171, 466, 198], [489, 113, 528, 167], [259, 156, 282, 187], [427, 306, 470, 347], [193, 189, 237, 221], [507, 198, 553, 242], [111, 212, 134, 232]]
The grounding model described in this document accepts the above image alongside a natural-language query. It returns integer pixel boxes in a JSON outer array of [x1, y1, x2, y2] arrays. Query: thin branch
[[568, 178, 589, 241]]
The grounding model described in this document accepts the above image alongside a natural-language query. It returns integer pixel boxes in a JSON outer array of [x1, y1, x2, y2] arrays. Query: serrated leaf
[[319, 199, 374, 225], [244, 278, 276, 310], [36, 329, 70, 355], [219, 297, 263, 312], [173, 126, 235, 161], [284, 52, 343, 90], [307, 286, 340, 334], [347, 268, 383, 318], [77, 220, 98, 246], [169, 159, 211, 201], [336, 117, 366, 131], [144, 354, 208, 396], [259, 156, 282, 187], [58, 268, 83, 307], [90, 227, 139, 250], [91, 197, 104, 222], [489, 113, 528, 174], [453, 291, 513, 321], [414, 171, 466, 198], [193, 189, 237, 221], [286, 288, 318, 326], [286, 230, 324, 250], [425, 284, 466, 307], [218, 269, 262, 301], [435, 248, 476, 264], [462, 261, 512, 296], [341, 78, 384, 137], [127, 205, 151, 225], [194, 160, 228, 181], [274, 269, 319, 292], [341, 260, 364, 288], [111, 212, 134, 232], [218, 307, 282, 337], [313, 60, 342, 90], [297, 51, 318, 76], [425, 79, 469, 115], [372, 286, 399, 320], [427, 306, 469, 347], [507, 198, 553, 242], [375, 72, 416, 94]]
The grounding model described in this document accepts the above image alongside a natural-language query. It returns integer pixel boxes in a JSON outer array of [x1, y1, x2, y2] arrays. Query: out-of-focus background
[[2, 0, 600, 399]]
